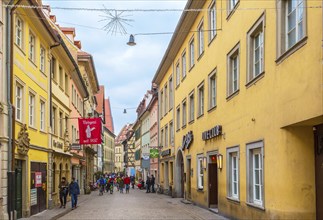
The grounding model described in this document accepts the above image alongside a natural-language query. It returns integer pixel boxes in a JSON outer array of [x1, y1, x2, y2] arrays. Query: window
[[209, 1, 217, 41], [198, 21, 204, 56], [52, 106, 57, 135], [182, 51, 186, 79], [40, 100, 45, 131], [59, 66, 63, 88], [40, 46, 45, 73], [164, 85, 168, 114], [160, 129, 164, 146], [169, 121, 174, 145], [71, 85, 74, 104], [176, 63, 180, 87], [160, 89, 164, 117], [227, 147, 239, 200], [15, 83, 23, 121], [198, 84, 204, 117], [59, 112, 63, 137], [165, 125, 168, 147], [15, 16, 23, 48], [65, 73, 69, 93], [29, 32, 35, 62], [51, 57, 57, 81], [182, 100, 187, 127], [189, 38, 195, 68], [277, 0, 306, 60], [189, 91, 194, 122], [228, 0, 238, 13], [247, 15, 265, 83], [176, 106, 180, 131], [247, 141, 264, 207], [169, 77, 173, 109], [197, 155, 204, 190], [208, 71, 217, 109], [28, 93, 35, 127], [227, 44, 240, 97]]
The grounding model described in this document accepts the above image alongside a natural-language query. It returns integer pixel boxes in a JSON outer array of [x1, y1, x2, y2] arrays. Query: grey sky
[[43, 0, 186, 134]]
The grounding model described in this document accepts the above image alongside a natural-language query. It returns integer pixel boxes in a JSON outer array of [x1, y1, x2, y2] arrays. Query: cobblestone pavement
[[57, 187, 227, 220]]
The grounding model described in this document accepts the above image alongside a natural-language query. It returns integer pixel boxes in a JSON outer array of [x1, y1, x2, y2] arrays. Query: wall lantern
[[127, 34, 136, 46], [217, 154, 223, 170], [202, 157, 207, 170]]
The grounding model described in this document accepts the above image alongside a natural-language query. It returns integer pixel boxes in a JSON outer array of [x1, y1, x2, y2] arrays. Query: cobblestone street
[[58, 187, 226, 220]]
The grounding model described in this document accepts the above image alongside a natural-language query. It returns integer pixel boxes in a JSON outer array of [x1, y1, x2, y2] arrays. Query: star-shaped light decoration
[[100, 6, 134, 35]]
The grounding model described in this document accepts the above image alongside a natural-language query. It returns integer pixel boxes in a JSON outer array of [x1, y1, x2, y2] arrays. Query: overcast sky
[[43, 0, 186, 135]]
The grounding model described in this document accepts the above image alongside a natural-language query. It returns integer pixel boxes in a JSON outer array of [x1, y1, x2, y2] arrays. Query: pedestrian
[[119, 177, 124, 193], [151, 174, 155, 193], [146, 176, 151, 193], [69, 177, 80, 210], [58, 177, 69, 208], [130, 175, 135, 189], [124, 175, 131, 194]]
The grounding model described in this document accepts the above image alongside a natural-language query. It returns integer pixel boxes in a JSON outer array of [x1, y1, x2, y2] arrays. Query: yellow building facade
[[153, 0, 323, 219], [12, 1, 60, 217]]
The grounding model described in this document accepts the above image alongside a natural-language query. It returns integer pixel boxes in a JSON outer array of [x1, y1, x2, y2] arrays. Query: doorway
[[30, 162, 47, 216], [15, 160, 23, 219], [175, 150, 184, 198], [208, 155, 218, 208], [314, 125, 323, 220], [186, 158, 191, 199]]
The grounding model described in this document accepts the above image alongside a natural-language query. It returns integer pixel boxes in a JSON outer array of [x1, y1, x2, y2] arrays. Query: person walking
[[146, 176, 151, 193], [58, 177, 69, 208], [151, 174, 156, 193], [119, 176, 125, 193], [124, 175, 131, 194], [69, 177, 80, 210], [130, 175, 135, 189]]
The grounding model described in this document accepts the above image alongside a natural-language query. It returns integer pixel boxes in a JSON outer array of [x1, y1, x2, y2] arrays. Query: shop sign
[[30, 188, 37, 206], [150, 148, 159, 158], [161, 149, 171, 157], [202, 125, 222, 141], [35, 172, 42, 187], [182, 131, 193, 150], [71, 143, 81, 150], [53, 140, 63, 149]]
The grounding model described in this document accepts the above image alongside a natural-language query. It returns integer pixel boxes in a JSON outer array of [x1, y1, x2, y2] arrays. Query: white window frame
[[181, 51, 186, 79], [169, 121, 174, 145], [40, 99, 45, 131], [198, 21, 204, 56], [169, 77, 173, 109], [165, 125, 168, 147], [227, 146, 240, 201], [246, 141, 264, 208], [164, 84, 168, 115], [59, 111, 63, 137], [208, 1, 217, 41], [208, 70, 217, 110], [286, 0, 304, 50], [247, 14, 265, 83], [15, 83, 23, 122], [228, 0, 239, 13], [189, 91, 194, 122], [15, 16, 23, 48], [28, 92, 35, 127], [197, 155, 204, 190], [29, 31, 35, 62], [40, 46, 45, 73], [227, 43, 240, 97], [189, 37, 195, 68], [176, 62, 180, 87], [176, 106, 180, 131], [59, 66, 64, 88], [160, 89, 164, 118], [197, 83, 204, 117], [52, 106, 57, 135]]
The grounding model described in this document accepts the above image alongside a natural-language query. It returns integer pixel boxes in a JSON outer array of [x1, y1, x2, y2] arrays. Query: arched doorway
[[175, 150, 184, 198]]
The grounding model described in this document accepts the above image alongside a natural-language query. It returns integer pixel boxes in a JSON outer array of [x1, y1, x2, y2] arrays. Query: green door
[[15, 160, 23, 219]]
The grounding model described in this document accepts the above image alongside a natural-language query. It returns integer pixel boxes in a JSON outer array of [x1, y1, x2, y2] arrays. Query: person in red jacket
[[123, 175, 131, 194]]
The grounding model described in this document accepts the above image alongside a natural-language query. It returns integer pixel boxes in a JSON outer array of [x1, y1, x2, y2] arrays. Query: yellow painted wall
[[156, 0, 321, 219]]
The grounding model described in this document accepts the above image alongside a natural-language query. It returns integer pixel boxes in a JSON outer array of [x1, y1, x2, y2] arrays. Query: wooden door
[[30, 162, 47, 215], [315, 125, 323, 220], [187, 159, 191, 199], [208, 163, 218, 207], [15, 160, 22, 219]]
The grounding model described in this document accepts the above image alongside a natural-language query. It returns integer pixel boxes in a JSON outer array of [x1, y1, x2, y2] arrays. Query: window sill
[[176, 128, 180, 132], [226, 196, 240, 203], [40, 71, 47, 78], [208, 105, 217, 113], [15, 44, 26, 56], [246, 202, 265, 211], [16, 119, 23, 126], [197, 113, 204, 120], [40, 130, 47, 134], [226, 90, 239, 101], [181, 75, 186, 82], [226, 1, 240, 21], [276, 36, 307, 64], [208, 34, 217, 47], [182, 125, 187, 129], [28, 126, 37, 131], [188, 119, 194, 124], [246, 71, 265, 88], [175, 84, 180, 90], [197, 188, 204, 192], [197, 51, 204, 61], [188, 64, 195, 72], [28, 58, 37, 68]]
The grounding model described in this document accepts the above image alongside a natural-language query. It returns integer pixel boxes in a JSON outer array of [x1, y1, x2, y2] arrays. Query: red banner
[[78, 118, 102, 144]]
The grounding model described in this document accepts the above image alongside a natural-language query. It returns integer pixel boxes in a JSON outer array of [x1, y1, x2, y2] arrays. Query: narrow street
[[58, 187, 225, 220]]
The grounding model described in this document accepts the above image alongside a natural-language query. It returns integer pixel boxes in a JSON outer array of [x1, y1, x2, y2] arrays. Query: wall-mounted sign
[[35, 172, 42, 187], [202, 125, 222, 141], [71, 143, 81, 150], [78, 118, 102, 144], [182, 131, 193, 150], [161, 149, 171, 157], [53, 140, 63, 149], [30, 188, 37, 206]]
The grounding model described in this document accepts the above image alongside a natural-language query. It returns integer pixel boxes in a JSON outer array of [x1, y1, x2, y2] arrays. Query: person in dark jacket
[[146, 176, 151, 193], [151, 174, 156, 193], [58, 177, 69, 208], [69, 177, 80, 210]]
